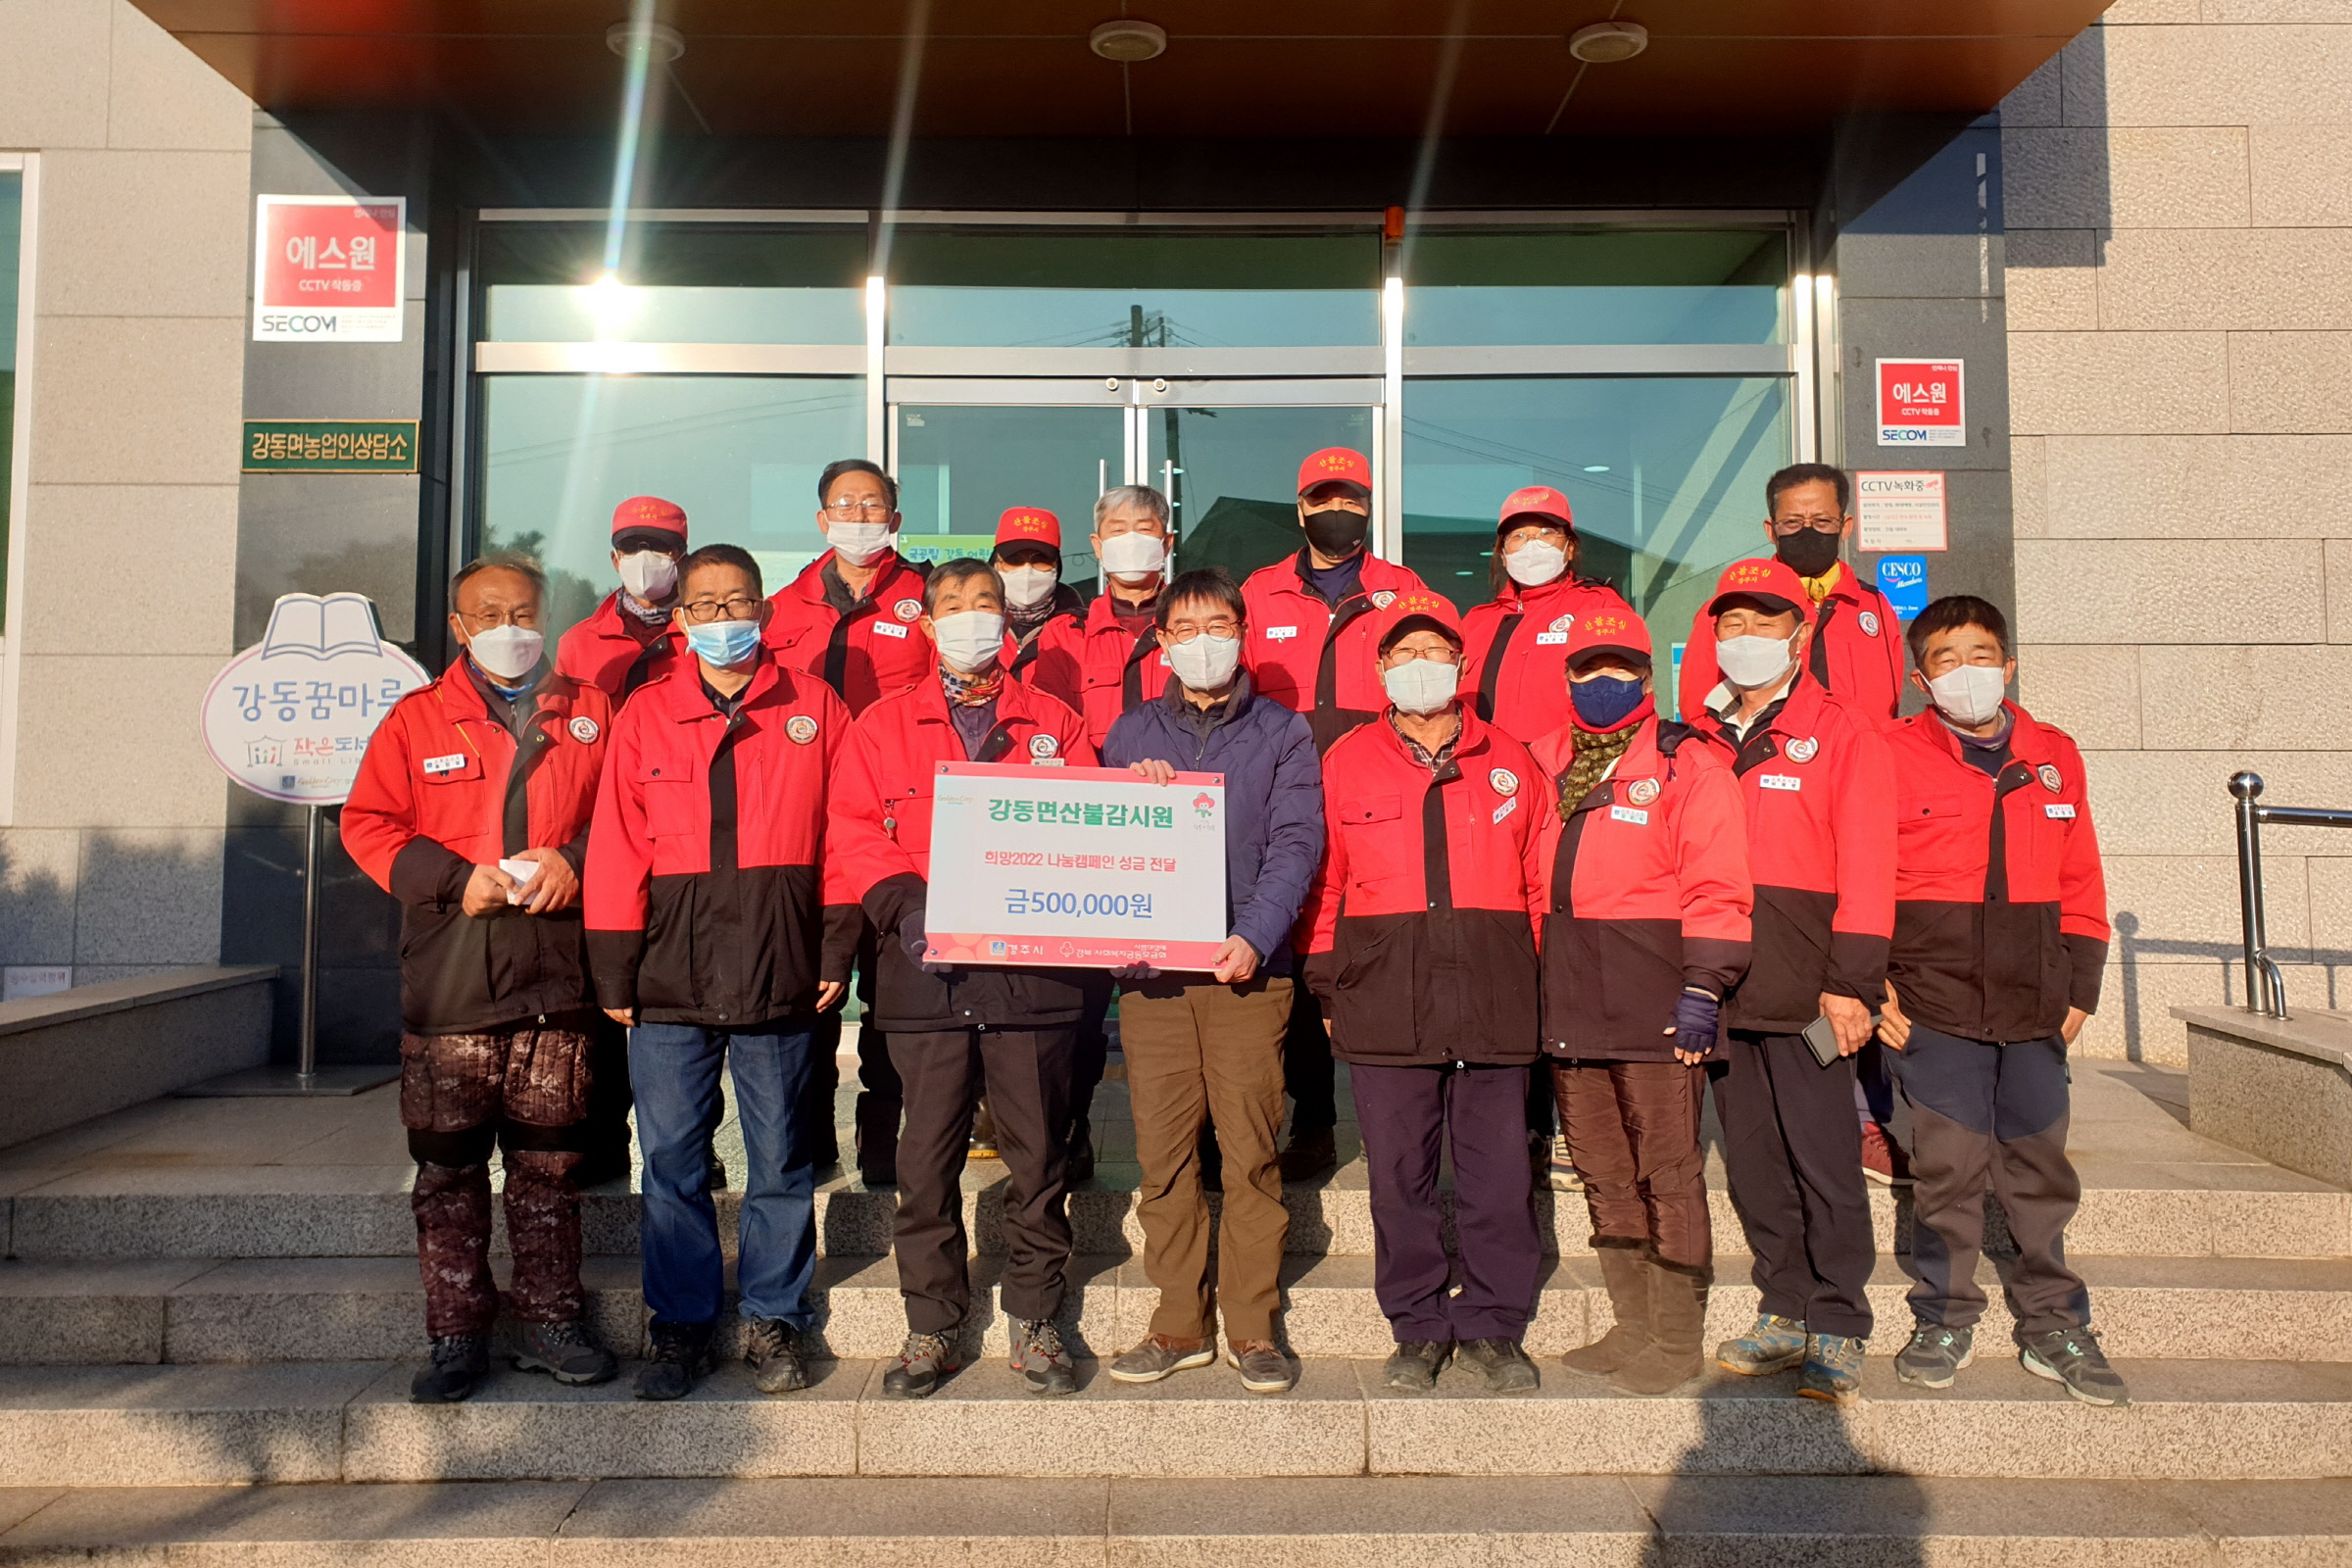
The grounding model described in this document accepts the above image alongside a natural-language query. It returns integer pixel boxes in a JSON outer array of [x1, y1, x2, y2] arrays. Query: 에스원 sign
[[1876, 359, 1965, 447], [923, 761, 1228, 970], [253, 195, 407, 344], [199, 592, 428, 806]]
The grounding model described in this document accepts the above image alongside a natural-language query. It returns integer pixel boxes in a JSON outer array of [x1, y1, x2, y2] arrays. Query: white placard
[[1856, 470, 1948, 552], [253, 195, 407, 343], [199, 593, 429, 806]]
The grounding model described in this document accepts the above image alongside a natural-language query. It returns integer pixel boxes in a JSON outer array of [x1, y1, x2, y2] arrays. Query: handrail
[[2230, 772, 2352, 1018]]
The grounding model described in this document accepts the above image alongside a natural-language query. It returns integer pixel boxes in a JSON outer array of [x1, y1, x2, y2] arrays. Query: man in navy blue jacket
[[1099, 567, 1325, 1396]]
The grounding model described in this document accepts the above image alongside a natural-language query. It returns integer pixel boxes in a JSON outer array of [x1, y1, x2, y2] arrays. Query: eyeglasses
[[1387, 645, 1460, 666], [1163, 619, 1242, 643], [823, 498, 894, 517], [1769, 515, 1842, 536], [457, 607, 539, 629], [681, 597, 761, 623]]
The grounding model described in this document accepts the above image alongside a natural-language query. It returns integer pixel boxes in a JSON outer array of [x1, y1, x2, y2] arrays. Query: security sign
[[253, 195, 406, 343], [1877, 360, 1965, 447], [200, 592, 428, 806]]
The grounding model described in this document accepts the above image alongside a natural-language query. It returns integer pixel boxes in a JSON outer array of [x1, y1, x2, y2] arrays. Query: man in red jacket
[[1062, 485, 1179, 749], [995, 505, 1086, 710], [1878, 596, 2127, 1410], [554, 495, 689, 703], [343, 556, 618, 1404], [1243, 447, 1435, 1180]]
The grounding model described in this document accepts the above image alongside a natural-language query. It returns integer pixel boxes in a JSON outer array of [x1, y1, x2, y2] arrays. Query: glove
[[1669, 987, 1721, 1059], [899, 908, 952, 975]]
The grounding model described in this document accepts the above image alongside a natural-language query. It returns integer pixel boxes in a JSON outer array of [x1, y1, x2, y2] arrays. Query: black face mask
[[1302, 507, 1370, 558], [1775, 526, 1842, 578]]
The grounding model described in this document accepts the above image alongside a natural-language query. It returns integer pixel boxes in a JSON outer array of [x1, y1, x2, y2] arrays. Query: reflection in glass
[[478, 223, 869, 345], [1146, 405, 1376, 585], [894, 406, 1125, 591], [1405, 230, 1787, 346], [486, 285, 863, 345]]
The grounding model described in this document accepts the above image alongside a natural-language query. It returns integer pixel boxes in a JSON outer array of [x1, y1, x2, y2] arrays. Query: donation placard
[[922, 761, 1228, 970]]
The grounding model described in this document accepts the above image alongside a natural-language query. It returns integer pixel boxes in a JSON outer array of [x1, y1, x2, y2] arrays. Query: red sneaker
[[1860, 1120, 1913, 1186]]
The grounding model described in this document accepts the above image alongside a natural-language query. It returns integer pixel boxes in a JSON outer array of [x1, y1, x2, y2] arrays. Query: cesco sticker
[[567, 715, 600, 745], [2038, 763, 2063, 792], [1625, 777, 1660, 806], [785, 714, 819, 745], [1489, 767, 1519, 796], [1783, 736, 1819, 763], [1858, 611, 1882, 637], [1029, 733, 1059, 760], [894, 599, 922, 621]]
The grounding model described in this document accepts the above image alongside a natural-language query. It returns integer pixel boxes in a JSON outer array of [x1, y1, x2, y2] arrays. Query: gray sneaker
[[1796, 1333, 1865, 1405], [1717, 1313, 1807, 1376], [2020, 1327, 2130, 1408], [881, 1332, 961, 1399], [1107, 1335, 1215, 1385], [1227, 1341, 1296, 1394], [1894, 1324, 1975, 1390], [1010, 1318, 1079, 1396]]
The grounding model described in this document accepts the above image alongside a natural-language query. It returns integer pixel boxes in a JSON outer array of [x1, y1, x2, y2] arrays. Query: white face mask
[[827, 520, 895, 565], [1928, 662, 2008, 727], [930, 609, 1006, 673], [1504, 539, 1567, 588], [1165, 633, 1241, 691], [999, 564, 1058, 610], [615, 550, 679, 603], [1383, 657, 1460, 715], [466, 624, 545, 683], [1097, 530, 1169, 580], [1715, 632, 1794, 690]]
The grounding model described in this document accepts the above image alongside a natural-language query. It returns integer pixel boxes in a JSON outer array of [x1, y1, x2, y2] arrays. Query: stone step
[[0, 1474, 2341, 1564], [13, 1167, 2344, 1261], [0, 1355, 2342, 1485], [4, 1251, 2346, 1366]]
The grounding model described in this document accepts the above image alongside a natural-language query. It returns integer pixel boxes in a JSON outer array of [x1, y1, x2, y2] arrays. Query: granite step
[[3, 1251, 2345, 1367], [0, 1355, 2344, 1486], [0, 1474, 2342, 1564]]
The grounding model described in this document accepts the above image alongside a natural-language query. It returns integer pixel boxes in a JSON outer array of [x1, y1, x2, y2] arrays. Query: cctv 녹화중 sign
[[252, 195, 406, 344], [1855, 470, 1948, 552], [243, 420, 418, 473], [1876, 359, 1965, 447]]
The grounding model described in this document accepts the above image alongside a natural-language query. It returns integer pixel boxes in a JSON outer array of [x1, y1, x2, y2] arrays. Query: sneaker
[[1546, 1134, 1585, 1193], [1279, 1126, 1339, 1182], [1010, 1318, 1079, 1396], [1228, 1340, 1295, 1395], [882, 1331, 962, 1399], [1860, 1120, 1912, 1186], [2020, 1327, 2130, 1408], [1107, 1334, 1215, 1385], [410, 1334, 489, 1403], [1894, 1324, 1975, 1390], [1382, 1340, 1451, 1392], [1457, 1337, 1540, 1394], [1717, 1313, 1808, 1376], [744, 1316, 810, 1395], [633, 1319, 714, 1401], [512, 1320, 617, 1387], [1797, 1333, 1865, 1406]]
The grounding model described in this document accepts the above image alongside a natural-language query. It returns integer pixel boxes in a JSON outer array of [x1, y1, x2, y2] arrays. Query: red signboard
[[1876, 359, 1965, 447], [252, 195, 406, 343]]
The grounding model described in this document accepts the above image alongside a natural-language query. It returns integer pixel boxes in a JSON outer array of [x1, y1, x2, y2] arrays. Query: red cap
[[1498, 485, 1574, 531], [1705, 557, 1814, 619], [1370, 588, 1465, 655], [1298, 447, 1373, 496], [611, 495, 688, 547], [1564, 605, 1652, 669], [994, 506, 1061, 551]]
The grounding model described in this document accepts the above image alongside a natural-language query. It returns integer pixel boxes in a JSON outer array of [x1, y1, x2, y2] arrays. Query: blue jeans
[[630, 1021, 817, 1330]]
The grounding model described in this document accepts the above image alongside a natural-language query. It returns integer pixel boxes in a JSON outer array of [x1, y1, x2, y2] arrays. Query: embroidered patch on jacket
[[1489, 767, 1519, 796], [894, 598, 922, 621], [1370, 590, 1396, 610], [1857, 611, 1882, 637], [786, 714, 818, 745], [567, 716, 600, 745], [1029, 733, 1059, 760], [2038, 763, 2063, 792], [1783, 736, 1819, 763], [1625, 777, 1660, 806]]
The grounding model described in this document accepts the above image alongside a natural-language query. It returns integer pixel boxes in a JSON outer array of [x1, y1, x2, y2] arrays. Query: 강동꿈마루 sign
[[199, 592, 428, 806]]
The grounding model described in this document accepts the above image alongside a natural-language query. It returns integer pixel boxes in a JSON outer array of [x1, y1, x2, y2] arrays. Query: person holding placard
[[827, 558, 1104, 1400]]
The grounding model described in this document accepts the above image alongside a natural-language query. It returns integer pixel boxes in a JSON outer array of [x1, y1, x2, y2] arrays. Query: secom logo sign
[[259, 314, 342, 336]]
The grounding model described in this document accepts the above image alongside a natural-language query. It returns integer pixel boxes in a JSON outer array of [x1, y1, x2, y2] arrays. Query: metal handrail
[[2231, 772, 2352, 1018]]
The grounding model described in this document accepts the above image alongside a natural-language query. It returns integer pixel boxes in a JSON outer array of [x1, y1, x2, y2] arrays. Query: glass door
[[890, 384, 1127, 591], [1144, 396, 1378, 585]]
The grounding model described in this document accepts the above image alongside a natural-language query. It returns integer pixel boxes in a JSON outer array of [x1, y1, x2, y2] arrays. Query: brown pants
[[1120, 974, 1294, 1345], [1554, 1057, 1711, 1270]]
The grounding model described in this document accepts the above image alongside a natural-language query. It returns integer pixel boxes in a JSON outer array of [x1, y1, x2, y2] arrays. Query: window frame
[[0, 153, 40, 828]]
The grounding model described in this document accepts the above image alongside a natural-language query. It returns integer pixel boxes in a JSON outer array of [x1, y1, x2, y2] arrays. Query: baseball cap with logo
[[1298, 447, 1373, 497], [1372, 589, 1466, 655], [1565, 606, 1653, 670], [611, 495, 688, 553], [1705, 557, 1814, 620], [994, 506, 1061, 552], [1498, 485, 1575, 533]]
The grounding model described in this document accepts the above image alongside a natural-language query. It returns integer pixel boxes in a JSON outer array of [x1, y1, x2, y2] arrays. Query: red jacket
[[1462, 575, 1638, 744], [1299, 710, 1548, 1066], [1055, 591, 1175, 749], [1679, 563, 1904, 725], [1886, 704, 2109, 1043], [1529, 716, 1752, 1061], [826, 674, 1105, 1033], [1242, 550, 1434, 750], [1003, 583, 1088, 711], [554, 591, 685, 705], [343, 660, 611, 1035], [584, 654, 856, 1027], [1692, 675, 1897, 1033], [761, 552, 934, 717]]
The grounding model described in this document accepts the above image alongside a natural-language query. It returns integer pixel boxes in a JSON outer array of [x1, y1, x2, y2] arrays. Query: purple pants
[[1350, 1060, 1541, 1344]]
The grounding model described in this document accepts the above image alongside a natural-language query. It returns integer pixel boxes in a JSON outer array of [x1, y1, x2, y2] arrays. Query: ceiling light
[[1584, 464, 1610, 472], [1567, 21, 1647, 64], [1090, 20, 1167, 62], [607, 21, 686, 63]]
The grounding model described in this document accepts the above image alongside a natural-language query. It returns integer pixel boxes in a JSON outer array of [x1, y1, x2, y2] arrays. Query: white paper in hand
[[499, 858, 541, 905]]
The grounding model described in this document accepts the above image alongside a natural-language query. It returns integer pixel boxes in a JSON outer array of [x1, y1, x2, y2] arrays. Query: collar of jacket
[[433, 654, 585, 728], [1491, 573, 1608, 615], [1818, 564, 1886, 612], [1158, 666, 1254, 724], [903, 661, 1054, 730], [1702, 667, 1828, 744], [1367, 702, 1497, 769], [1085, 584, 1161, 635], [783, 549, 921, 610], [649, 649, 788, 723], [1273, 546, 1413, 602], [1904, 700, 2055, 766]]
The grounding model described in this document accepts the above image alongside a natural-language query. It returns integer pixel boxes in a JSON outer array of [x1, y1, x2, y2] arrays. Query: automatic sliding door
[[1146, 403, 1377, 584], [891, 401, 1125, 589]]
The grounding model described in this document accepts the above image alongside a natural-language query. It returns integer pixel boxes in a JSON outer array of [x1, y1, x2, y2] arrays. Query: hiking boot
[[1229, 1340, 1295, 1394], [744, 1317, 810, 1395], [1279, 1126, 1338, 1182], [1717, 1313, 1808, 1376], [1107, 1334, 1215, 1385], [1797, 1333, 1866, 1406], [1563, 1245, 1649, 1378], [1860, 1120, 1912, 1186], [633, 1319, 713, 1401], [707, 1155, 729, 1192], [1894, 1324, 1975, 1390], [1458, 1337, 1540, 1394], [882, 1331, 962, 1399], [1010, 1318, 1078, 1396], [411, 1334, 490, 1403], [968, 1100, 1001, 1162], [512, 1319, 617, 1387], [1547, 1134, 1585, 1192], [1383, 1340, 1450, 1392], [2020, 1327, 2130, 1408], [1612, 1259, 1708, 1396]]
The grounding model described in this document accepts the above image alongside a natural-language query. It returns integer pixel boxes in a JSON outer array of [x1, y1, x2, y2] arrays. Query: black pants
[[1714, 1030, 1876, 1339], [1065, 991, 1112, 1146], [1282, 981, 1337, 1134], [889, 1027, 1076, 1336], [797, 934, 896, 1156]]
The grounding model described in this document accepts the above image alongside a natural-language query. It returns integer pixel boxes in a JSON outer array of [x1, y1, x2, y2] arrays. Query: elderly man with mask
[[556, 496, 691, 703], [993, 505, 1087, 710]]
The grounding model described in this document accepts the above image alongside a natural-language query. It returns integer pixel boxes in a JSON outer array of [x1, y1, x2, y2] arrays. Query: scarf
[[619, 593, 672, 626], [1557, 722, 1638, 819], [939, 662, 1004, 707], [1799, 560, 1842, 604]]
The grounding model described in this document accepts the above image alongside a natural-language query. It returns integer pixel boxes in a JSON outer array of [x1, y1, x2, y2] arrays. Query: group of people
[[342, 446, 2129, 1415]]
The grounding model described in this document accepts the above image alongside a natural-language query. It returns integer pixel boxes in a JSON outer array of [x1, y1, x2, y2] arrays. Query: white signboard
[[200, 593, 429, 806], [1856, 470, 1949, 552], [923, 762, 1229, 970]]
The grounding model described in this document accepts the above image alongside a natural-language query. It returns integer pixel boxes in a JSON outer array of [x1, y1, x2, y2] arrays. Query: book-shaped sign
[[200, 593, 429, 806]]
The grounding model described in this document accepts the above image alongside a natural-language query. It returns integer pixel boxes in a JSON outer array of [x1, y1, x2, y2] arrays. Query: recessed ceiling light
[[606, 21, 686, 63], [1090, 20, 1167, 62], [1584, 464, 1611, 472], [1567, 21, 1647, 64]]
